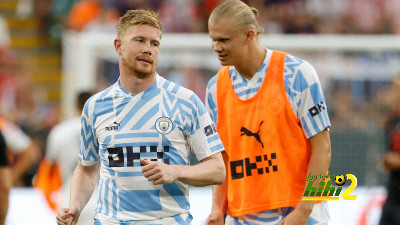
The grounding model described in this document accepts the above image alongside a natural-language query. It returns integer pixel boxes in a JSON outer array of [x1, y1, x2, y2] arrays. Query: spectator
[[41, 91, 97, 224], [0, 131, 10, 225], [379, 75, 400, 225], [66, 0, 103, 31], [0, 117, 41, 186]]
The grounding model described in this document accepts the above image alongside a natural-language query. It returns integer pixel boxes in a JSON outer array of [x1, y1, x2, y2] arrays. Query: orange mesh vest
[[217, 50, 311, 217]]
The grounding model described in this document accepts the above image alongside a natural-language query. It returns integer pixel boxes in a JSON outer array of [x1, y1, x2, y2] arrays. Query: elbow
[[30, 143, 42, 162], [325, 141, 332, 164], [213, 163, 226, 185], [0, 169, 12, 194]]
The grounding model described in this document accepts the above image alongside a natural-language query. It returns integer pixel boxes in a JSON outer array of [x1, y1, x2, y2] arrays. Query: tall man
[[57, 9, 225, 225], [205, 1, 331, 224]]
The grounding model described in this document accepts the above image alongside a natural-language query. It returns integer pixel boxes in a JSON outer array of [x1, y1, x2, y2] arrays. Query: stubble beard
[[125, 58, 155, 79]]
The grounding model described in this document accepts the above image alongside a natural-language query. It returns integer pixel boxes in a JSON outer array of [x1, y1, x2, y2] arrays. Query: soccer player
[[45, 91, 96, 225], [379, 75, 400, 225], [0, 118, 41, 187], [56, 9, 225, 225], [205, 1, 331, 224], [0, 131, 10, 225]]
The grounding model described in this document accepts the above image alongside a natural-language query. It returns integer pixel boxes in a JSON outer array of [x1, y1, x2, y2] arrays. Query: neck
[[235, 44, 266, 80], [119, 67, 156, 95]]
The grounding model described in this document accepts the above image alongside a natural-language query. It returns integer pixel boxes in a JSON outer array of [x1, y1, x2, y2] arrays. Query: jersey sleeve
[[1, 121, 31, 153], [205, 75, 218, 125], [79, 98, 100, 166], [284, 55, 331, 138], [45, 125, 61, 162], [187, 92, 224, 161]]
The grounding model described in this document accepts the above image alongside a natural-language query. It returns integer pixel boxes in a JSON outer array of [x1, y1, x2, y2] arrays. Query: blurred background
[[1, 0, 400, 224]]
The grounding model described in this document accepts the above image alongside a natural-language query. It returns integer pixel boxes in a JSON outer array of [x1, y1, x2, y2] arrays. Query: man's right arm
[[1, 121, 41, 186], [205, 76, 229, 225], [0, 131, 11, 225], [206, 151, 229, 225], [57, 162, 98, 225]]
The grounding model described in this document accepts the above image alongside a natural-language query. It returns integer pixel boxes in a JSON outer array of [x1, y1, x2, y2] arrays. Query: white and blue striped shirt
[[79, 74, 224, 224]]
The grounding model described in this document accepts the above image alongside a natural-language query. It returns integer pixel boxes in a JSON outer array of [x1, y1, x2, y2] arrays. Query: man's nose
[[142, 41, 152, 54], [212, 42, 222, 52]]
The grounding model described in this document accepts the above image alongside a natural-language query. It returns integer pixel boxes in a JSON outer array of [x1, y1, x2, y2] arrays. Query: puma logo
[[105, 122, 120, 131], [240, 121, 264, 148]]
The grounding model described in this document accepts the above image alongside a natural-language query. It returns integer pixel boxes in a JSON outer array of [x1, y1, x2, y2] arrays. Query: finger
[[61, 213, 72, 220], [143, 168, 161, 180], [56, 216, 67, 225], [153, 175, 171, 185], [152, 178, 163, 185], [141, 159, 150, 166], [141, 160, 154, 173], [142, 166, 159, 178]]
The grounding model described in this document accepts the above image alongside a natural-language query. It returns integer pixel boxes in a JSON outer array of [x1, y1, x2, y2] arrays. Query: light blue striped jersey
[[79, 74, 224, 224], [205, 49, 330, 224]]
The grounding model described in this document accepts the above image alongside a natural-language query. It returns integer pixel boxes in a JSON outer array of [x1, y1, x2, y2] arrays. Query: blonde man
[[57, 9, 225, 225], [205, 1, 331, 225]]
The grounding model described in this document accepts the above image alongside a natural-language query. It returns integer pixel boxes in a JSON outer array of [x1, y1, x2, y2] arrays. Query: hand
[[205, 211, 225, 225], [383, 152, 400, 171], [141, 159, 178, 185], [278, 207, 310, 225], [56, 207, 80, 225]]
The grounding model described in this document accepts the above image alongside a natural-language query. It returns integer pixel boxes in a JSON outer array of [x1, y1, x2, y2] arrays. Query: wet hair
[[208, 0, 264, 37], [116, 9, 162, 39]]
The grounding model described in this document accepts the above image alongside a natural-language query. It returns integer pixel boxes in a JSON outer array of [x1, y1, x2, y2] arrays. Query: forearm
[[211, 179, 228, 213], [11, 143, 41, 185], [298, 130, 331, 212], [177, 153, 225, 187], [0, 168, 11, 225], [69, 162, 99, 211]]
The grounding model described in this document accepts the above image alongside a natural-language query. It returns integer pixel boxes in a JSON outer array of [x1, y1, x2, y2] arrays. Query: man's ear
[[245, 29, 256, 43], [114, 39, 122, 55]]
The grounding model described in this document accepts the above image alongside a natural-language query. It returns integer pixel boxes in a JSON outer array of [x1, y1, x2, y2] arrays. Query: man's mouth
[[138, 58, 152, 64], [218, 54, 227, 60]]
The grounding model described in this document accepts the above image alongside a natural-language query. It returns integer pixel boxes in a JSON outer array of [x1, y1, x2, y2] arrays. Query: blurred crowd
[[27, 0, 400, 39], [0, 0, 400, 190]]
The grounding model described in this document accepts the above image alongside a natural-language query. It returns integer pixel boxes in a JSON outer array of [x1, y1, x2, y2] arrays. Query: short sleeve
[[1, 121, 31, 153], [79, 98, 100, 165], [205, 75, 218, 125], [187, 93, 224, 161], [284, 55, 331, 138]]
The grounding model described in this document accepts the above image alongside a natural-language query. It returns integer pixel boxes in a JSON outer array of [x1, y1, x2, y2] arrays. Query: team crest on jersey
[[155, 117, 173, 134]]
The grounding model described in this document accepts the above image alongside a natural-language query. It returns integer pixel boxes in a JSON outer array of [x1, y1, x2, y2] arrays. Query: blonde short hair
[[116, 9, 163, 39], [208, 0, 263, 36]]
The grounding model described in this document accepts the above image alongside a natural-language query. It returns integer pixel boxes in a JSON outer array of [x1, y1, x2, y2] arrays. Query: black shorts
[[379, 200, 400, 225], [0, 131, 8, 166]]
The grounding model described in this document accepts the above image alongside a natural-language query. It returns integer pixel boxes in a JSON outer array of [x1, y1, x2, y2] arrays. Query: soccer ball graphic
[[335, 175, 346, 186]]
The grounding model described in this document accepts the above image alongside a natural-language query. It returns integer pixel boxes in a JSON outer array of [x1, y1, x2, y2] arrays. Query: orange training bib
[[216, 50, 311, 217]]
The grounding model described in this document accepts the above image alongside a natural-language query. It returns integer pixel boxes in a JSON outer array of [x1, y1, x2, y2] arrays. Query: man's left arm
[[280, 58, 331, 225], [142, 92, 226, 187], [142, 153, 225, 186], [279, 129, 331, 225]]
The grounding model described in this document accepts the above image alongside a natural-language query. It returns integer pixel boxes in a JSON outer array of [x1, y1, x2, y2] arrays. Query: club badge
[[155, 117, 173, 134]]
